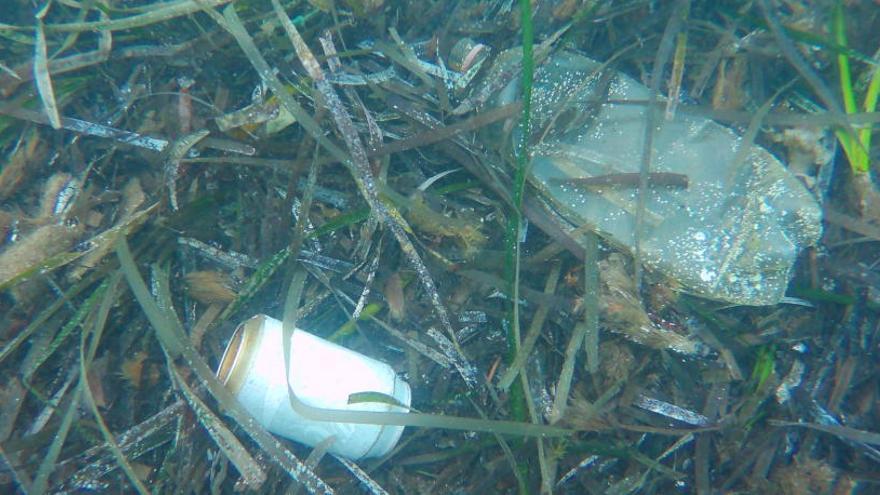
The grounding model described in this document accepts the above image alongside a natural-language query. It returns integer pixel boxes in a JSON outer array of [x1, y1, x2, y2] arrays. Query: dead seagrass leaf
[[384, 272, 405, 321], [0, 222, 84, 297], [185, 270, 237, 304], [600, 254, 703, 355]]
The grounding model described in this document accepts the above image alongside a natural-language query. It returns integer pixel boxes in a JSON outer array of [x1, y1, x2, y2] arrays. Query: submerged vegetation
[[0, 0, 879, 493]]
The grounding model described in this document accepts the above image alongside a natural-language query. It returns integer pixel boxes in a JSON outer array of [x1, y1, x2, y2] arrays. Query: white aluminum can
[[217, 314, 411, 459]]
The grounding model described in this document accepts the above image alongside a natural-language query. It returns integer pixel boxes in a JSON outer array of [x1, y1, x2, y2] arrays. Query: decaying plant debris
[[1, 0, 879, 493]]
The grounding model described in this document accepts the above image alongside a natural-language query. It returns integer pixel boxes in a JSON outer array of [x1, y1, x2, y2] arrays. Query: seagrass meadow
[[1, 1, 879, 493]]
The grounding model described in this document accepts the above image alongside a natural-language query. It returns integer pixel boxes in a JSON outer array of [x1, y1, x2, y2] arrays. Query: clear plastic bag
[[496, 51, 822, 305]]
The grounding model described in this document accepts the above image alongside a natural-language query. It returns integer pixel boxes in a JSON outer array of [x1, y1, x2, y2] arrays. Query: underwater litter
[[209, 44, 824, 462], [486, 50, 823, 306], [2, 2, 862, 492]]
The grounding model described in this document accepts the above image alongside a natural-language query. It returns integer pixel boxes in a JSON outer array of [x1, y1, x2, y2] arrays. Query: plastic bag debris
[[493, 51, 822, 305]]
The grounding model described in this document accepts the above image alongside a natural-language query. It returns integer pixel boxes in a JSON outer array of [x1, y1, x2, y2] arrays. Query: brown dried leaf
[[600, 254, 702, 355], [0, 222, 83, 288], [384, 272, 405, 321], [0, 128, 45, 201], [185, 271, 237, 305], [70, 178, 147, 280]]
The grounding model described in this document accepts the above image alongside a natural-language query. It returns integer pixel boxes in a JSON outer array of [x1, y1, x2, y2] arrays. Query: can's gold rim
[[216, 314, 264, 395]]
